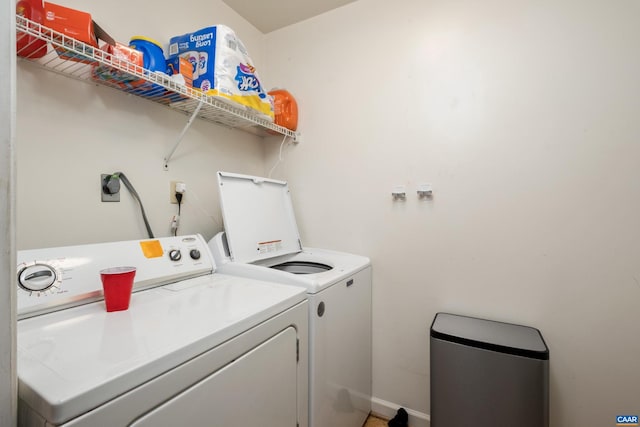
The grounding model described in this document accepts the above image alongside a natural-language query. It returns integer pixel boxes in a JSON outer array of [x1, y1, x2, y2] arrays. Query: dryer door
[[130, 327, 298, 427]]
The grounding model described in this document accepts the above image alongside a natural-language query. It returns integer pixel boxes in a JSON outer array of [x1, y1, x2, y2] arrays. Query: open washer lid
[[217, 172, 303, 264]]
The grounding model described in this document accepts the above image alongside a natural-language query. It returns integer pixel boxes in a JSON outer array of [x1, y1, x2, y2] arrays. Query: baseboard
[[371, 396, 430, 427]]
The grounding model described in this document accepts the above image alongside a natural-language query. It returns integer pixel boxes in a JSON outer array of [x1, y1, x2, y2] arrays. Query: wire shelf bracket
[[163, 100, 204, 170]]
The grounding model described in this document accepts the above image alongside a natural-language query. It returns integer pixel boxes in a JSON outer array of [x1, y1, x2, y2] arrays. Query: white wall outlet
[[170, 181, 185, 204]]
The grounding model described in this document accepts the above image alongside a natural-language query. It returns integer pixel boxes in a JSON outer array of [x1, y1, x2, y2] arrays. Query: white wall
[[1, 1, 17, 425], [14, 0, 640, 425], [264, 0, 640, 425], [16, 0, 273, 249]]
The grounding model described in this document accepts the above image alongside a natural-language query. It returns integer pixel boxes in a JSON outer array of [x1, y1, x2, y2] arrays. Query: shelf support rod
[[163, 100, 205, 170]]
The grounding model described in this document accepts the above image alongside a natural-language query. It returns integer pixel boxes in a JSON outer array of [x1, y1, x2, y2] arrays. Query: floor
[[363, 414, 388, 427]]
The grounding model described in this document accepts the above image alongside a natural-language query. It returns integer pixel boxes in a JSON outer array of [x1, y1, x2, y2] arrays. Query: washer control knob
[[190, 249, 201, 260], [18, 264, 57, 292], [169, 249, 182, 261]]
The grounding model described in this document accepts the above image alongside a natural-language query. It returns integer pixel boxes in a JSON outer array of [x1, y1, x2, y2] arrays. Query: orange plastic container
[[268, 89, 298, 131], [16, 0, 47, 58]]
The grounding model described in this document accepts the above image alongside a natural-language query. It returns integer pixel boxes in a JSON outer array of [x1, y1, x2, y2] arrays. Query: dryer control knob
[[169, 249, 182, 261], [190, 249, 201, 260], [18, 264, 57, 292]]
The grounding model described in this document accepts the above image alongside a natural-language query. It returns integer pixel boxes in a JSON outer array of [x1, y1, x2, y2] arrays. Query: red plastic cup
[[100, 267, 136, 312]]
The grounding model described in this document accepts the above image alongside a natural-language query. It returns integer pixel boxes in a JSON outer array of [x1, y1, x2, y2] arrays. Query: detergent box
[[168, 25, 273, 119], [91, 43, 145, 90], [43, 2, 115, 64]]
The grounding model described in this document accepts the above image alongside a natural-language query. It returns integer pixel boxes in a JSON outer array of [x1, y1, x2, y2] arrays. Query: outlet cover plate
[[101, 174, 120, 202], [170, 181, 182, 204]]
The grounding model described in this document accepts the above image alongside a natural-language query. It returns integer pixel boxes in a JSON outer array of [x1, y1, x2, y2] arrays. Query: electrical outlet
[[101, 174, 120, 202], [170, 181, 185, 204]]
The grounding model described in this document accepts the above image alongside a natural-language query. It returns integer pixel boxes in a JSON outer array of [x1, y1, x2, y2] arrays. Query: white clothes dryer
[[17, 234, 308, 427], [209, 171, 372, 427]]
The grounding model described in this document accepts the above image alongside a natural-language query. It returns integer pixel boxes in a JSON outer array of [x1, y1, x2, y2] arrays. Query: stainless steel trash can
[[430, 313, 549, 427]]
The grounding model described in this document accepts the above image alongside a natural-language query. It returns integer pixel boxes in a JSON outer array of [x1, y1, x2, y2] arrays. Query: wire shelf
[[15, 15, 300, 142]]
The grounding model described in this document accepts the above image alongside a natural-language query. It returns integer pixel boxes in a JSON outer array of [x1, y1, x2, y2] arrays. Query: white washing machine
[[209, 171, 372, 427], [16, 234, 309, 427]]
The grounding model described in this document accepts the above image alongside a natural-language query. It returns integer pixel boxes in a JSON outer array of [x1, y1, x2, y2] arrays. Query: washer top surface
[[210, 232, 370, 294], [214, 172, 371, 293], [18, 273, 306, 425]]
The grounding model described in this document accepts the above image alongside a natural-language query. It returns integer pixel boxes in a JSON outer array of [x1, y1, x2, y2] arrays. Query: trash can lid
[[430, 313, 549, 360]]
